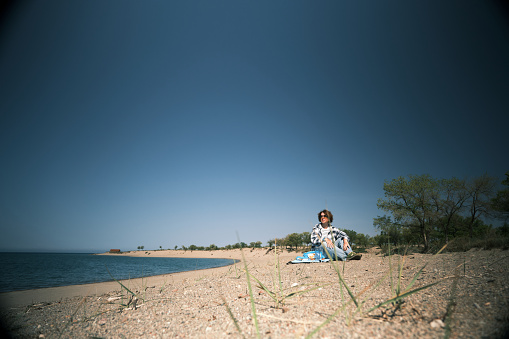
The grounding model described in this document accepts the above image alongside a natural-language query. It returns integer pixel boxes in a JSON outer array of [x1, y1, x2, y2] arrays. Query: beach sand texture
[[1, 247, 508, 338]]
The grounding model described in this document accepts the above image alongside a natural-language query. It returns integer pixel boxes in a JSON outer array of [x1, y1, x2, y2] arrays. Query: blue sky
[[1, 1, 508, 252]]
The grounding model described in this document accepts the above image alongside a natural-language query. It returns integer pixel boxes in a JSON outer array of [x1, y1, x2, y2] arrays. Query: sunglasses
[[320, 214, 329, 218]]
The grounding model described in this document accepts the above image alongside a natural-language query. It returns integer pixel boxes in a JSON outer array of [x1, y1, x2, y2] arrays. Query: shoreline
[[0, 248, 296, 309], [2, 248, 508, 338]]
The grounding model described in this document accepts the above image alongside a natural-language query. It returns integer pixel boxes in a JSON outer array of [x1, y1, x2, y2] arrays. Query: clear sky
[[1, 1, 508, 253]]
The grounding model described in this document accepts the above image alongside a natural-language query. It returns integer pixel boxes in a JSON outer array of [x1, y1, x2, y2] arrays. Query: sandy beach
[[1, 247, 508, 338], [0, 248, 292, 309]]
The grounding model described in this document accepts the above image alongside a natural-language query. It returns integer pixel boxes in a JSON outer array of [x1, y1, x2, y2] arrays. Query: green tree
[[232, 242, 243, 249], [436, 177, 468, 243], [373, 215, 402, 245], [496, 222, 509, 237], [285, 233, 302, 250], [444, 213, 467, 238], [377, 174, 440, 251], [465, 173, 497, 238], [300, 232, 311, 248], [372, 234, 383, 248], [355, 233, 371, 248], [492, 171, 509, 219], [342, 229, 358, 246]]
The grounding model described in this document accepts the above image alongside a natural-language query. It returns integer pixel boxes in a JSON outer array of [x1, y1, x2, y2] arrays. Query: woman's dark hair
[[318, 209, 333, 222]]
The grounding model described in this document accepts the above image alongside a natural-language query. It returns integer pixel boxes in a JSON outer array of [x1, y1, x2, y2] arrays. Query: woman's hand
[[324, 238, 333, 248]]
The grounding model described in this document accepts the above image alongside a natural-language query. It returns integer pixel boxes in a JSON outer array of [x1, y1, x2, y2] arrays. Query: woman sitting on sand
[[311, 209, 362, 261]]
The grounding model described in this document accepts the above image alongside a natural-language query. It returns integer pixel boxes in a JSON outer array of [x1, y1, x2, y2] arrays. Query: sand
[[0, 248, 295, 309], [1, 247, 508, 338]]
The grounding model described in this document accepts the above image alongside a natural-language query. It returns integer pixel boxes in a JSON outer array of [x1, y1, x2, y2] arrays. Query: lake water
[[0, 252, 234, 293]]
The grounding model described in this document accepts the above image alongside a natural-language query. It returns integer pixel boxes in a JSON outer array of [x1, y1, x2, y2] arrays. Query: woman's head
[[318, 209, 333, 223]]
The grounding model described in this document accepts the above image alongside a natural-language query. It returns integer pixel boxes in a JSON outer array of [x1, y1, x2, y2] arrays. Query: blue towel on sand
[[289, 250, 330, 264]]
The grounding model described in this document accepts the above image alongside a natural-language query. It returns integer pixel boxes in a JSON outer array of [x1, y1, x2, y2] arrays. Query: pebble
[[430, 319, 445, 328]]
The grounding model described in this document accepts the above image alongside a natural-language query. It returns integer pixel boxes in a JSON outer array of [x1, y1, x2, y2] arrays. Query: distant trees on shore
[[171, 230, 374, 252], [178, 241, 264, 251]]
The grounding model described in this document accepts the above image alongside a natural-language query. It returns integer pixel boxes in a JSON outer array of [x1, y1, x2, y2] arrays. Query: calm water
[[0, 252, 234, 293]]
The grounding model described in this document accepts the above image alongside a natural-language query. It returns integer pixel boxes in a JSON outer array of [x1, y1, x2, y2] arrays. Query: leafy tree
[[465, 173, 497, 238], [285, 233, 302, 250], [377, 174, 440, 251], [492, 171, 509, 219], [373, 215, 403, 245], [437, 213, 489, 239], [496, 222, 509, 237], [267, 239, 275, 247], [444, 213, 466, 238], [355, 233, 371, 248], [371, 234, 384, 248], [342, 229, 358, 246], [189, 244, 198, 251], [401, 226, 420, 244], [300, 232, 311, 248], [436, 177, 468, 243]]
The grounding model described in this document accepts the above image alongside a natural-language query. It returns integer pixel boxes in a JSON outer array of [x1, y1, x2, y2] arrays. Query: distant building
[[109, 249, 121, 253]]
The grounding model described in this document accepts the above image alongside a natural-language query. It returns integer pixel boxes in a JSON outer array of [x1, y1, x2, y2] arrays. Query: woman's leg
[[335, 238, 352, 253], [333, 238, 352, 260], [320, 242, 348, 261]]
